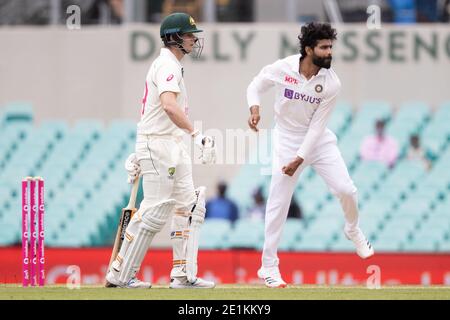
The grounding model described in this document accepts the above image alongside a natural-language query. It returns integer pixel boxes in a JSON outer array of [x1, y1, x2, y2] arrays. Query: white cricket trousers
[[133, 134, 196, 278], [135, 134, 196, 210], [262, 126, 359, 268]]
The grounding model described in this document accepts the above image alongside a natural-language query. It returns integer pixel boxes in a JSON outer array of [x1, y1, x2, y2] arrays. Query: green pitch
[[1, 284, 450, 300]]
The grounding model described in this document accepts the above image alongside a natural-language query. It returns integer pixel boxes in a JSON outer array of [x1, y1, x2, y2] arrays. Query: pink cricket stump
[[29, 179, 37, 286], [21, 179, 30, 287], [37, 178, 45, 286]]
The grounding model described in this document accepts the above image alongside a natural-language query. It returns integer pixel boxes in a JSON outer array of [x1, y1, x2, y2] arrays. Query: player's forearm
[[250, 105, 260, 115], [163, 104, 194, 134]]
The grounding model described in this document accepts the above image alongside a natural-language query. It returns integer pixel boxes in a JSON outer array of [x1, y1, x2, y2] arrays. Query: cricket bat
[[106, 176, 140, 273]]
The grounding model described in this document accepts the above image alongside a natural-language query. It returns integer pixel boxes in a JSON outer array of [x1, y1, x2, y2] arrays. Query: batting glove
[[191, 130, 217, 165], [124, 153, 141, 184]]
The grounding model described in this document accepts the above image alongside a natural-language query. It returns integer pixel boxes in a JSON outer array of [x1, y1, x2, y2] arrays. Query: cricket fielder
[[106, 12, 216, 289], [247, 22, 374, 288]]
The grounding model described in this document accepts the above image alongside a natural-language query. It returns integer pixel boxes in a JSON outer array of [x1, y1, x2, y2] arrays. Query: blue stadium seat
[[328, 101, 352, 137], [328, 234, 355, 252], [372, 234, 404, 252], [396, 101, 430, 123], [278, 219, 305, 251], [199, 219, 232, 249], [292, 233, 330, 251], [226, 218, 264, 249], [107, 119, 136, 140], [403, 237, 439, 252], [1, 102, 33, 125], [438, 240, 450, 252], [228, 164, 270, 215]]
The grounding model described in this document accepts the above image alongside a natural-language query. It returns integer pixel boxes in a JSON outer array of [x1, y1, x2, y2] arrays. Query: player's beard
[[313, 55, 332, 69]]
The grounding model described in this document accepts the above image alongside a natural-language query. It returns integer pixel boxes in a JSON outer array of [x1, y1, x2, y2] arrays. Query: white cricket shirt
[[247, 54, 341, 159], [137, 48, 188, 137]]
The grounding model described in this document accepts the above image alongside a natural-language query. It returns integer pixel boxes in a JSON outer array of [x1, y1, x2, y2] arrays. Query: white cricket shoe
[[344, 227, 375, 259], [105, 271, 152, 289], [257, 266, 287, 288], [169, 277, 215, 289]]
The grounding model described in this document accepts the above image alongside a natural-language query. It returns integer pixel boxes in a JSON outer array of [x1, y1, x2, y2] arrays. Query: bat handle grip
[[127, 176, 140, 208]]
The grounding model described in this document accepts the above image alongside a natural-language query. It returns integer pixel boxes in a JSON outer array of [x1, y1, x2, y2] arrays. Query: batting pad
[[170, 210, 190, 279], [186, 186, 206, 283], [118, 199, 175, 284]]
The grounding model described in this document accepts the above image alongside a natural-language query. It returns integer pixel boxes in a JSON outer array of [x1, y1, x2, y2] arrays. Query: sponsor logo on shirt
[[166, 74, 174, 81], [284, 88, 322, 104], [284, 75, 299, 85], [168, 167, 176, 179]]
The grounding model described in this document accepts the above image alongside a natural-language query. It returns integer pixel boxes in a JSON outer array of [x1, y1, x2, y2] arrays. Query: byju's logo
[[284, 89, 294, 99], [284, 88, 322, 104]]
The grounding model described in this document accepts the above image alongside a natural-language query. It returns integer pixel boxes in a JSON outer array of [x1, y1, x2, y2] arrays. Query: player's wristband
[[191, 130, 205, 146], [191, 129, 200, 138]]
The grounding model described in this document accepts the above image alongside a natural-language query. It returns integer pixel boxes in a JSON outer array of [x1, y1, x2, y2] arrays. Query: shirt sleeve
[[246, 60, 281, 108], [296, 79, 341, 160], [154, 61, 182, 96]]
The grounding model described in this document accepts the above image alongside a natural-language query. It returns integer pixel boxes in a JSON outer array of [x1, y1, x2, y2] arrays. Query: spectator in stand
[[389, 0, 417, 23], [205, 181, 239, 224], [441, 0, 450, 22], [247, 186, 266, 221], [406, 134, 432, 171], [360, 119, 399, 168]]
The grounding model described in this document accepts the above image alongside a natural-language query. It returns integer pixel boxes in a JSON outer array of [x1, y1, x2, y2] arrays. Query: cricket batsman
[[246, 22, 374, 288], [106, 12, 216, 289]]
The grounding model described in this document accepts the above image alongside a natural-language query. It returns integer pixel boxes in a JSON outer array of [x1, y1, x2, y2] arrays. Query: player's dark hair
[[298, 22, 337, 57]]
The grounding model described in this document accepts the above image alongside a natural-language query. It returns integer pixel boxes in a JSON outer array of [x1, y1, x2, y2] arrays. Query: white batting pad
[[186, 186, 206, 283], [117, 199, 175, 284]]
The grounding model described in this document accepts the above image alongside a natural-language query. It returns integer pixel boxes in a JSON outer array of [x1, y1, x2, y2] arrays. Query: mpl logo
[[166, 74, 174, 81], [284, 75, 299, 85]]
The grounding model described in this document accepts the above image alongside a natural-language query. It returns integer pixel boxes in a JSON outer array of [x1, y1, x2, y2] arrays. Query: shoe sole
[[105, 276, 151, 289], [360, 250, 375, 259], [105, 280, 118, 288], [258, 270, 287, 289], [170, 285, 215, 289], [344, 231, 375, 260], [265, 283, 287, 288]]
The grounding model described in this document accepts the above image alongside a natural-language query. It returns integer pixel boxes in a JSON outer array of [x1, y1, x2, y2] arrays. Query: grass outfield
[[1, 284, 450, 300]]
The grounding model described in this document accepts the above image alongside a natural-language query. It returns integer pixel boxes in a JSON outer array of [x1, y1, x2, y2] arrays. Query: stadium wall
[[1, 24, 449, 193], [1, 24, 449, 124], [1, 247, 450, 285]]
